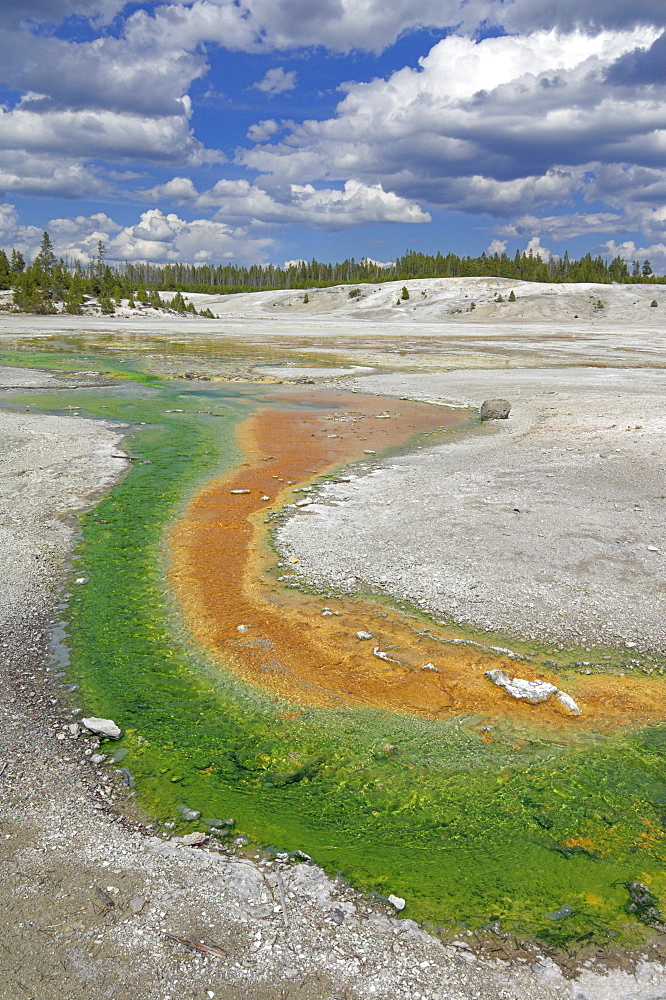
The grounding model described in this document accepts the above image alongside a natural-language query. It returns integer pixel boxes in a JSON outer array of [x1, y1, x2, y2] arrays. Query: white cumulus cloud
[[253, 68, 298, 96], [195, 177, 430, 229]]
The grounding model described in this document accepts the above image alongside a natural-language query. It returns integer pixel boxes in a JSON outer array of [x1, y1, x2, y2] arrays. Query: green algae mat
[[3, 349, 666, 952]]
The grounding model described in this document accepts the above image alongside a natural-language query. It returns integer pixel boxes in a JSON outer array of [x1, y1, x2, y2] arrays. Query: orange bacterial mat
[[169, 391, 666, 729]]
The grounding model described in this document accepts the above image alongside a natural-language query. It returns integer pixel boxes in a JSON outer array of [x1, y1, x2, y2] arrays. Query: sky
[[1, 0, 665, 271]]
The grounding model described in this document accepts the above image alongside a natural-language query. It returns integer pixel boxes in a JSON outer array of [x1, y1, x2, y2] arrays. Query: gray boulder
[[480, 399, 511, 420]]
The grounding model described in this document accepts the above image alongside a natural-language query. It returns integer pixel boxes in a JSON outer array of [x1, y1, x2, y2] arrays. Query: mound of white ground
[[183, 276, 666, 327], [278, 366, 666, 653], [3, 278, 664, 336]]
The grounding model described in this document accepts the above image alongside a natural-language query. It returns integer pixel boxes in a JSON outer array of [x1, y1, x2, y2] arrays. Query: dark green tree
[[10, 249, 25, 277], [0, 250, 10, 290], [35, 231, 56, 274]]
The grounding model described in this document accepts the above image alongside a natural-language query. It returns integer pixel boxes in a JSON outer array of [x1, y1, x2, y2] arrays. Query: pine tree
[[0, 250, 10, 290], [10, 249, 25, 277], [35, 231, 56, 274]]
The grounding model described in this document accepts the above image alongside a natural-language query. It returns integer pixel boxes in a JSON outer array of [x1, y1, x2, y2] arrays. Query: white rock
[[421, 662, 438, 671], [181, 831, 207, 846], [485, 669, 557, 704], [260, 495, 270, 501], [236, 624, 250, 632], [555, 691, 581, 715], [356, 630, 372, 640], [388, 894, 406, 910], [373, 647, 401, 664], [82, 717, 122, 740], [229, 489, 250, 494], [74, 577, 88, 585]]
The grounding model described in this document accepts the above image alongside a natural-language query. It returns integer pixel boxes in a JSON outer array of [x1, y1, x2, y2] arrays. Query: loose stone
[[181, 831, 207, 846], [178, 805, 201, 821], [373, 647, 401, 664], [480, 399, 511, 420], [555, 691, 581, 715], [485, 669, 557, 704], [82, 717, 122, 740], [545, 904, 573, 921]]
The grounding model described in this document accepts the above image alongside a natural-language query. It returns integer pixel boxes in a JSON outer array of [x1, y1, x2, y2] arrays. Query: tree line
[[0, 231, 662, 314]]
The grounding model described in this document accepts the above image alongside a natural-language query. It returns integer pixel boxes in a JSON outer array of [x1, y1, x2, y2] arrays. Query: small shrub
[[401, 286, 410, 300], [99, 295, 115, 314], [348, 288, 362, 298], [595, 299, 604, 309], [303, 292, 309, 304], [508, 290, 516, 302], [469, 301, 476, 310], [651, 299, 658, 307]]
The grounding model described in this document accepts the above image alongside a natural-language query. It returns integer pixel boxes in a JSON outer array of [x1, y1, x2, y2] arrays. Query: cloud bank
[[0, 1, 665, 265]]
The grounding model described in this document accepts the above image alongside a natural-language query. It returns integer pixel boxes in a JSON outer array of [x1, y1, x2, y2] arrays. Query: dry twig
[[163, 933, 227, 959]]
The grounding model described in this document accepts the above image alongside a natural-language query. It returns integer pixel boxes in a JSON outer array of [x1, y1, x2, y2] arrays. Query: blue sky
[[1, 0, 665, 270]]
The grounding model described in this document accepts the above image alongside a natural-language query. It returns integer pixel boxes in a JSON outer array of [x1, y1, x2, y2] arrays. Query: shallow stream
[[3, 347, 666, 952]]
